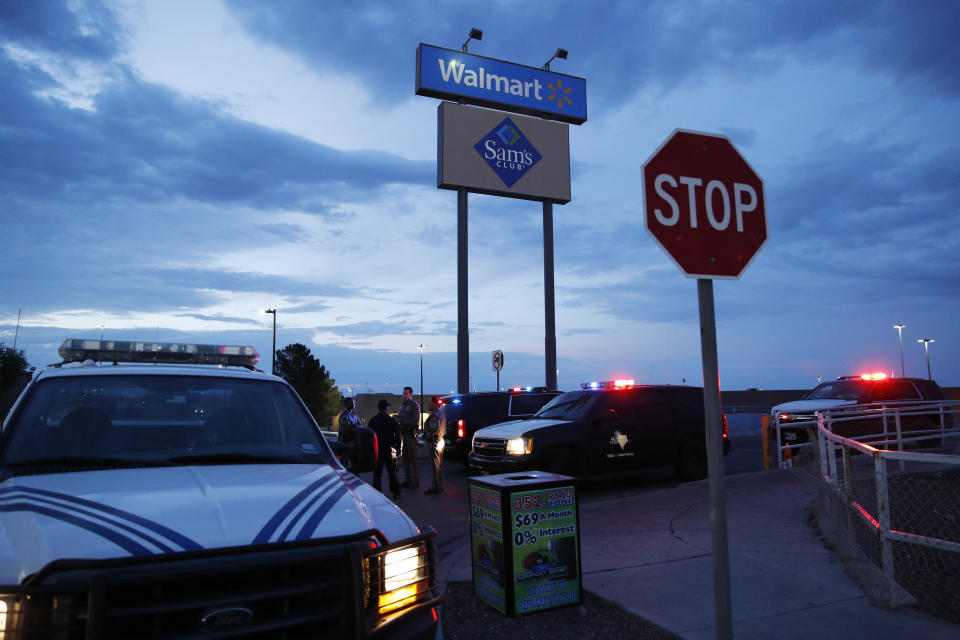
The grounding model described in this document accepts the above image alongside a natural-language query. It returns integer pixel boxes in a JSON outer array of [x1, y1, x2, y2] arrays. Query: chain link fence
[[783, 403, 960, 623]]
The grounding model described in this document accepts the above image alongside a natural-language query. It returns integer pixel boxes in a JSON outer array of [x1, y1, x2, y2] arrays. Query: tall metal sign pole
[[458, 188, 469, 392], [417, 39, 586, 393], [643, 129, 767, 640], [543, 201, 557, 390]]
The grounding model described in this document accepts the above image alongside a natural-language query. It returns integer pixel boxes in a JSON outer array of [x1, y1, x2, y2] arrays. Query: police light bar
[[580, 379, 636, 390], [838, 372, 889, 381], [509, 386, 547, 392], [58, 339, 260, 368]]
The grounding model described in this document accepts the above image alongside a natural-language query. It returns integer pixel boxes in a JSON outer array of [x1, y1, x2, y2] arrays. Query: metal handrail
[[773, 399, 960, 469], [813, 410, 960, 605]]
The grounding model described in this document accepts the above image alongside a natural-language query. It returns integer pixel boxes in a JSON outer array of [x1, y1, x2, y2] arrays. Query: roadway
[[353, 435, 764, 562]]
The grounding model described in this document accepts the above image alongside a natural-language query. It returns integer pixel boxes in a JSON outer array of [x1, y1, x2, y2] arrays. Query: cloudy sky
[[2, 0, 959, 397]]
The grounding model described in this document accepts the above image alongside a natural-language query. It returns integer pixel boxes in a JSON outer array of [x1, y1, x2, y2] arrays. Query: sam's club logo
[[474, 117, 542, 188]]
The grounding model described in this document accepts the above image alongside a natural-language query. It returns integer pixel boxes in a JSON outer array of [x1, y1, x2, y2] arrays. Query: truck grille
[[472, 437, 506, 460], [10, 531, 437, 639]]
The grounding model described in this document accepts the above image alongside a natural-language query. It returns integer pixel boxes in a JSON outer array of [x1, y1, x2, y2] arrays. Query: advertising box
[[468, 471, 581, 616]]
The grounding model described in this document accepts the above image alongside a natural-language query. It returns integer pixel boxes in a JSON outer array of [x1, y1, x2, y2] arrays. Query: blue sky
[[2, 0, 959, 395]]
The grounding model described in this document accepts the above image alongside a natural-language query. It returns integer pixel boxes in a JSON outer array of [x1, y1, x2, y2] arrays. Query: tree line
[[273, 343, 341, 426]]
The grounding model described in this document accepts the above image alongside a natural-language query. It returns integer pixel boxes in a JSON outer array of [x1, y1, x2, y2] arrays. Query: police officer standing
[[368, 399, 402, 499], [398, 386, 421, 489], [337, 397, 363, 470], [423, 396, 444, 495]]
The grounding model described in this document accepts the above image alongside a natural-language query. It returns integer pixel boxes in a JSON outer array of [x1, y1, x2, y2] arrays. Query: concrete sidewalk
[[432, 470, 958, 639]]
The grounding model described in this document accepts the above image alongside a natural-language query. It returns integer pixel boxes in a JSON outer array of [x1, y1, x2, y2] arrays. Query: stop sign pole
[[643, 129, 767, 640]]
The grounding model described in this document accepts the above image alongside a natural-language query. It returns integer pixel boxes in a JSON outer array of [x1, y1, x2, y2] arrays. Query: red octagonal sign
[[643, 129, 767, 279]]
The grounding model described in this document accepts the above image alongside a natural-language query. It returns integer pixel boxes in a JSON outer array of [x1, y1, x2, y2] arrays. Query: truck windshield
[[535, 391, 595, 420], [1, 375, 333, 469], [803, 380, 869, 401]]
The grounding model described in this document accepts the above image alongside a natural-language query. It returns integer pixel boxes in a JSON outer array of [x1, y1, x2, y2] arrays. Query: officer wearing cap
[[368, 399, 403, 499], [398, 386, 421, 489]]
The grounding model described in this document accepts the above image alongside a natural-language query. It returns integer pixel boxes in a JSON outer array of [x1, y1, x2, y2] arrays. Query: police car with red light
[[0, 339, 438, 639], [772, 373, 949, 452], [468, 379, 730, 481], [438, 387, 563, 463]]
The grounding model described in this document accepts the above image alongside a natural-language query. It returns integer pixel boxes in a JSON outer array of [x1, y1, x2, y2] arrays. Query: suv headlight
[[505, 437, 532, 456]]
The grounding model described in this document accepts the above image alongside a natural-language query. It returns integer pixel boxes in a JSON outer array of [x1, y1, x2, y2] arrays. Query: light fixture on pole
[[461, 28, 482, 53], [263, 309, 277, 374], [99, 324, 105, 340], [917, 338, 934, 380], [893, 324, 906, 377], [13, 308, 21, 350], [417, 344, 428, 429], [543, 47, 568, 71]]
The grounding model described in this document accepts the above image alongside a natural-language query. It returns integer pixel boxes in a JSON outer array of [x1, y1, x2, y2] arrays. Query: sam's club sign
[[474, 117, 542, 187], [417, 43, 587, 125], [438, 103, 570, 203]]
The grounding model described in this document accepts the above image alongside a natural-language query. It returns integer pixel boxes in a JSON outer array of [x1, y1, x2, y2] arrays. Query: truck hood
[[772, 399, 856, 414], [474, 418, 569, 439], [0, 465, 418, 584]]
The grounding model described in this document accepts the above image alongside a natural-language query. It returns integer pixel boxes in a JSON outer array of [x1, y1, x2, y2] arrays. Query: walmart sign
[[416, 44, 587, 125]]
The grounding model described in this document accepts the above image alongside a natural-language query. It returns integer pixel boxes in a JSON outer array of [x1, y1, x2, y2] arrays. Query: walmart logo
[[474, 117, 542, 188], [547, 79, 573, 110]]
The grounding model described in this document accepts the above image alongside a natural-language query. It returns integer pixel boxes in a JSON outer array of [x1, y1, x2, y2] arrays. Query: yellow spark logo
[[547, 79, 573, 109]]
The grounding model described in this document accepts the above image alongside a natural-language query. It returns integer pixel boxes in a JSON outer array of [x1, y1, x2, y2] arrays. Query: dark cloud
[[315, 320, 423, 338], [0, 252, 366, 317], [770, 134, 960, 290], [151, 269, 362, 299], [177, 313, 255, 324], [0, 51, 431, 212], [256, 223, 312, 242], [560, 274, 697, 325], [0, 0, 121, 61], [225, 0, 960, 111]]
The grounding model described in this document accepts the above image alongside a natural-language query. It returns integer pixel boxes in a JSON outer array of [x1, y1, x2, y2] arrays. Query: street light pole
[[918, 338, 934, 380], [417, 344, 428, 429], [264, 309, 277, 374], [893, 324, 906, 377]]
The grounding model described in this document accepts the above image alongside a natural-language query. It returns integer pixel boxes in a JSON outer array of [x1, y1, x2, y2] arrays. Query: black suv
[[439, 388, 563, 462], [468, 382, 730, 481]]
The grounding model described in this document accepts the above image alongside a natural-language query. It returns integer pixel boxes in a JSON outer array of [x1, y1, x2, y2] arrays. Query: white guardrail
[[774, 400, 960, 469], [774, 400, 960, 607]]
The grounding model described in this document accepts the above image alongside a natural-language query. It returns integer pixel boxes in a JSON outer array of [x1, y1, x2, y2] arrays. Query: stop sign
[[643, 129, 767, 279]]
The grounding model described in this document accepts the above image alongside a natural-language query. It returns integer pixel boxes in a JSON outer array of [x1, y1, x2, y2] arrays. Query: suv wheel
[[546, 449, 579, 477], [674, 442, 708, 481]]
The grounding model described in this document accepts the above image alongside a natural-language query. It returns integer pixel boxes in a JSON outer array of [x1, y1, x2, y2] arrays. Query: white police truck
[[0, 339, 438, 639]]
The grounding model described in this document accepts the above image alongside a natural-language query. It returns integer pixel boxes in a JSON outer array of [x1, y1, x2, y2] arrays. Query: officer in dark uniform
[[423, 396, 445, 495], [398, 386, 421, 489], [368, 399, 402, 499]]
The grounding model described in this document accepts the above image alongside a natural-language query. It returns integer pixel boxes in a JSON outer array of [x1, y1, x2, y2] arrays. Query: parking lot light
[[917, 338, 934, 380], [263, 309, 277, 374], [893, 324, 906, 377]]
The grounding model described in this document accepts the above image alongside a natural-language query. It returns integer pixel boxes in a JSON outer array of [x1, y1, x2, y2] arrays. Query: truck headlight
[[0, 596, 19, 634], [378, 544, 428, 615], [505, 437, 532, 456]]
